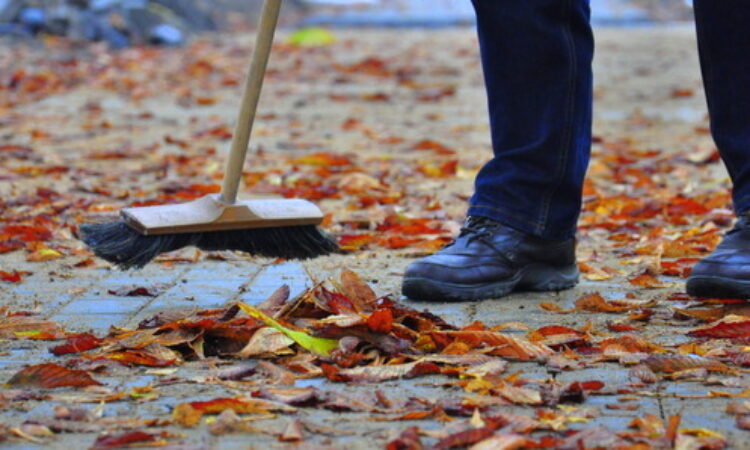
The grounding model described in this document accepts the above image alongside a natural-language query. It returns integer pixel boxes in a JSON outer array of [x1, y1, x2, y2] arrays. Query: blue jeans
[[468, 0, 750, 239]]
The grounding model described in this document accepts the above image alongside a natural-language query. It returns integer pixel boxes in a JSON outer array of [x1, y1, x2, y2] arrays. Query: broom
[[80, 0, 338, 269]]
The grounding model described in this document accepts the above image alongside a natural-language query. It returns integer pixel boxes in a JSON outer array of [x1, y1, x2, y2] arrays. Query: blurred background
[[0, 0, 694, 48]]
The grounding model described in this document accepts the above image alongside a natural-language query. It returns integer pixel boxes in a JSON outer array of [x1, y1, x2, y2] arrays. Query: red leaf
[[92, 431, 157, 449], [7, 363, 102, 388], [319, 287, 356, 314], [0, 270, 23, 283], [367, 309, 393, 333], [688, 315, 750, 339], [0, 225, 52, 243], [50, 333, 102, 356]]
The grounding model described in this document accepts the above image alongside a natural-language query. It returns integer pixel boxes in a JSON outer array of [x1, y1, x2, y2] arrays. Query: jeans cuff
[[467, 204, 577, 240]]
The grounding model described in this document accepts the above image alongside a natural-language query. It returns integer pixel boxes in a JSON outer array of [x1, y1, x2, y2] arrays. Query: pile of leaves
[[2, 269, 748, 447]]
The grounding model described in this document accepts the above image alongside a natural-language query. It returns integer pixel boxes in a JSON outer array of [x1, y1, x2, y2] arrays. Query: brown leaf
[[434, 331, 552, 361], [434, 426, 496, 450], [386, 426, 423, 450], [337, 269, 377, 312], [737, 416, 750, 431], [644, 354, 731, 374], [469, 433, 528, 450], [0, 316, 66, 340], [337, 361, 441, 383], [237, 327, 294, 358], [629, 365, 659, 384], [256, 285, 290, 315], [107, 283, 168, 297], [493, 384, 543, 406], [91, 431, 157, 449], [279, 419, 305, 442], [7, 363, 102, 389]]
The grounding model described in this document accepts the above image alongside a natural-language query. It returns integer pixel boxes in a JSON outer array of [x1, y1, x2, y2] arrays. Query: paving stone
[[55, 297, 149, 316], [237, 262, 311, 305], [53, 313, 130, 333]]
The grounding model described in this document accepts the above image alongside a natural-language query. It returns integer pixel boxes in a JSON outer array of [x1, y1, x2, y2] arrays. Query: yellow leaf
[[27, 248, 62, 262], [287, 27, 336, 47], [680, 428, 725, 439], [237, 302, 338, 357]]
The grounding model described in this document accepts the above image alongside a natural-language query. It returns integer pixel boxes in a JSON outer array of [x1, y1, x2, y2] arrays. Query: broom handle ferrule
[[221, 0, 282, 204]]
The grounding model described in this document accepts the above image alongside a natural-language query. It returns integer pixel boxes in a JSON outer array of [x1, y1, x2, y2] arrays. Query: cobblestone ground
[[1, 25, 746, 448]]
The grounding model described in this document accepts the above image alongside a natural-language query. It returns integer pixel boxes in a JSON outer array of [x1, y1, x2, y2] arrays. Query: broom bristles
[[80, 219, 340, 270]]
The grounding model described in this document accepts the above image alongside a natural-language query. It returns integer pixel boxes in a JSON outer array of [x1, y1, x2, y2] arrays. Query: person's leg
[[468, 0, 594, 240], [687, 1, 750, 298], [693, 1, 750, 211], [402, 0, 592, 301]]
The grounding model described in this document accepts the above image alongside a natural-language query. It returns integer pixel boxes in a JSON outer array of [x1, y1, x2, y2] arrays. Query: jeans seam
[[468, 203, 543, 227], [537, 0, 577, 236]]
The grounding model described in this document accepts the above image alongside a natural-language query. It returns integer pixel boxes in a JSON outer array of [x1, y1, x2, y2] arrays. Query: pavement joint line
[[44, 276, 100, 319], [224, 262, 266, 304], [123, 265, 193, 324]]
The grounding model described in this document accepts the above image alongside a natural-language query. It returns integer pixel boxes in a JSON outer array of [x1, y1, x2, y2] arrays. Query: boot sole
[[402, 264, 579, 302], [686, 276, 750, 299]]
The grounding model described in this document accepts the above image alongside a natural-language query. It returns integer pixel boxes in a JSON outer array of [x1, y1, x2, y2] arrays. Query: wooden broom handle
[[220, 0, 282, 204]]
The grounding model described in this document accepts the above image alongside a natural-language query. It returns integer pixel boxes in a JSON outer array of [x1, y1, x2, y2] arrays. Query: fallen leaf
[[7, 363, 102, 388], [688, 315, 750, 339], [238, 302, 338, 356], [238, 327, 294, 358], [279, 419, 305, 442], [173, 397, 294, 427], [336, 361, 441, 383], [435, 331, 552, 361], [644, 354, 731, 374], [49, 333, 102, 356], [91, 431, 158, 449]]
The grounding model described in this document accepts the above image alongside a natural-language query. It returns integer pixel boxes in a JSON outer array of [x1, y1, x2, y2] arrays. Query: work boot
[[687, 214, 750, 298], [401, 216, 579, 302]]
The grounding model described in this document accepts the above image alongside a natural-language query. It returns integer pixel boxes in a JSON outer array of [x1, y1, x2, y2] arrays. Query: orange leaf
[[433, 331, 552, 361], [292, 152, 352, 166], [629, 272, 669, 288], [339, 234, 375, 251], [575, 293, 632, 313], [367, 309, 393, 333], [173, 397, 293, 427], [410, 139, 456, 155]]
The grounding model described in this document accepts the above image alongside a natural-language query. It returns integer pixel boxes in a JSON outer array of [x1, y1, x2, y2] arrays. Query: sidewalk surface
[[0, 25, 746, 448]]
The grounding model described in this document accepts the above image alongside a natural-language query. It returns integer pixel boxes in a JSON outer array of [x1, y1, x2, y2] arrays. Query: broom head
[[80, 195, 339, 269]]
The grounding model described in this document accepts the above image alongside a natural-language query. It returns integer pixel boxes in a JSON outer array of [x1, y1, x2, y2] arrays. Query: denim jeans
[[468, 0, 750, 240]]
